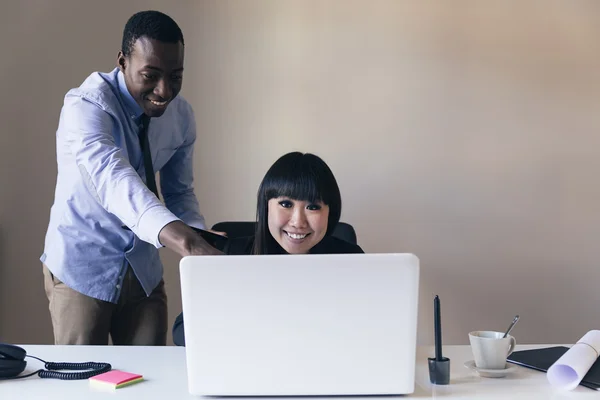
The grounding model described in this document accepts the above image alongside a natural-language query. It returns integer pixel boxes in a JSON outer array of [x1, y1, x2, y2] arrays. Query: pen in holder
[[428, 295, 450, 385]]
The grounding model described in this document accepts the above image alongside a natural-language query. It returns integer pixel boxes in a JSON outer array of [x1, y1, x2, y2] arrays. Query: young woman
[[173, 152, 363, 345]]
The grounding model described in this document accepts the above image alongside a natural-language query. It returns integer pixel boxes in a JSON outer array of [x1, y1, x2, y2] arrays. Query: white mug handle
[[506, 336, 516, 356]]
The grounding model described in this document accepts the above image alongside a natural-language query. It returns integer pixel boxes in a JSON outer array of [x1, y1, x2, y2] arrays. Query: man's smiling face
[[117, 36, 184, 117]]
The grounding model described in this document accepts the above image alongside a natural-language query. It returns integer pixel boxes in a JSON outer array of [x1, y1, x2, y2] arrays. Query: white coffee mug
[[469, 330, 516, 370]]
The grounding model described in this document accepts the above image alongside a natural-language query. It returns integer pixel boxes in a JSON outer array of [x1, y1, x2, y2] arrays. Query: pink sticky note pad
[[89, 370, 143, 387]]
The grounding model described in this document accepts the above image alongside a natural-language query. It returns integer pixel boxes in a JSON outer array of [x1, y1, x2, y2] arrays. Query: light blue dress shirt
[[41, 68, 206, 303]]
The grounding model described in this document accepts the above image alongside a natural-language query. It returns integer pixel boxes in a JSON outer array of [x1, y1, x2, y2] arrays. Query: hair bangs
[[264, 168, 326, 205]]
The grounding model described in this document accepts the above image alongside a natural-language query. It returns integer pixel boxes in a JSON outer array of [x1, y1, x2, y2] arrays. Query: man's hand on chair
[[159, 220, 224, 256]]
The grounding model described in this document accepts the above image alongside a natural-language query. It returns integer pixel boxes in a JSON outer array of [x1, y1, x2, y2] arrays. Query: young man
[[41, 10, 219, 346]]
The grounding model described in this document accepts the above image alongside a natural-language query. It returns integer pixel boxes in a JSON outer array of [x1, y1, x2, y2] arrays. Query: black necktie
[[138, 114, 159, 199], [121, 115, 159, 231]]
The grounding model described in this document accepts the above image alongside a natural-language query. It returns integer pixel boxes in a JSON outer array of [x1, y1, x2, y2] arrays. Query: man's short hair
[[121, 10, 184, 57]]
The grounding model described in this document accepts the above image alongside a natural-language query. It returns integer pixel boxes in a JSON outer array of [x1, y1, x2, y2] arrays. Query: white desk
[[0, 344, 596, 399]]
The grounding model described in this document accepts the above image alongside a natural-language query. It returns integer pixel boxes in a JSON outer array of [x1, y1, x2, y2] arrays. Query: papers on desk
[[547, 330, 600, 391]]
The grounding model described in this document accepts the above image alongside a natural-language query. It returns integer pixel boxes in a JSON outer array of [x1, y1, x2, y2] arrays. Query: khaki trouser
[[43, 264, 167, 345]]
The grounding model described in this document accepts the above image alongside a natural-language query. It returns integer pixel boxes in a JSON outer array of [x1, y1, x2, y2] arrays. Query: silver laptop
[[180, 253, 420, 396]]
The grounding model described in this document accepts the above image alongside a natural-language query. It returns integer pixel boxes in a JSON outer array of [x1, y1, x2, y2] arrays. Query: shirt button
[[116, 284, 121, 289]]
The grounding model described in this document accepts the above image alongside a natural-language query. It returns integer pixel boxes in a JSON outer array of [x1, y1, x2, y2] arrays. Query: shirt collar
[[117, 70, 144, 120]]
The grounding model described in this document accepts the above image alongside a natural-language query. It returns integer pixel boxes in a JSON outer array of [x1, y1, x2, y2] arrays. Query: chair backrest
[[211, 221, 358, 245]]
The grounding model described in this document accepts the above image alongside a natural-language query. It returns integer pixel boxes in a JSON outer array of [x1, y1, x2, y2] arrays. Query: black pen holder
[[428, 357, 450, 385]]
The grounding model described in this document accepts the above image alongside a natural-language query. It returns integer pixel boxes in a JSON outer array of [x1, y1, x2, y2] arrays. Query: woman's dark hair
[[252, 152, 342, 254]]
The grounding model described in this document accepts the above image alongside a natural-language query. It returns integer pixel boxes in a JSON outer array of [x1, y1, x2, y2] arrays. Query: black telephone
[[0, 343, 111, 380]]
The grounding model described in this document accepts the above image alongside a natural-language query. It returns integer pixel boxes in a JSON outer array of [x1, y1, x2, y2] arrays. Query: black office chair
[[211, 221, 358, 245]]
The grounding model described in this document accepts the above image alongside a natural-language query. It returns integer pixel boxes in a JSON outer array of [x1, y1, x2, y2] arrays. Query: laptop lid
[[180, 253, 420, 396]]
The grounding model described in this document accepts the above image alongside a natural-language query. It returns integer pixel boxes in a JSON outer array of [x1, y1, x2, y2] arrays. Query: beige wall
[[1, 0, 599, 346]]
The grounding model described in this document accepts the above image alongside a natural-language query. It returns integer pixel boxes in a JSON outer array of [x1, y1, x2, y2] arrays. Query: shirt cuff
[[136, 205, 180, 248]]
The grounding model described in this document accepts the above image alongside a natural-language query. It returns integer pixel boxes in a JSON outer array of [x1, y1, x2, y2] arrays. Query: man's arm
[[159, 105, 206, 229], [159, 220, 222, 256], [156, 105, 224, 256], [65, 95, 218, 256]]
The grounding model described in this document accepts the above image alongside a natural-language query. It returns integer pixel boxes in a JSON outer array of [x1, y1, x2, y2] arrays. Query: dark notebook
[[507, 346, 600, 390], [191, 227, 228, 251]]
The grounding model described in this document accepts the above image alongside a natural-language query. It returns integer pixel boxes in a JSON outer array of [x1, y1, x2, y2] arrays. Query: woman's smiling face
[[267, 197, 329, 254]]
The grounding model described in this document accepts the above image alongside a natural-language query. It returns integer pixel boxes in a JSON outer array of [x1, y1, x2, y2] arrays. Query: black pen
[[434, 295, 442, 361], [428, 295, 450, 385]]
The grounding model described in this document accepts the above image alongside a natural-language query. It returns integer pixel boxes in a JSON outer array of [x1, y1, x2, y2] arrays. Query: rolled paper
[[547, 330, 600, 390]]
